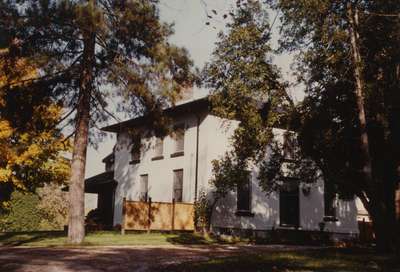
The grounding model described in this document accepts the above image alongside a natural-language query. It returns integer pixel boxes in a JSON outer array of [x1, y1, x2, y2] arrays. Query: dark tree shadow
[[0, 231, 66, 246]]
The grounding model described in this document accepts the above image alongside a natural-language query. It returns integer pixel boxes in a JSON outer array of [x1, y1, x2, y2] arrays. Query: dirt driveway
[[0, 244, 316, 272]]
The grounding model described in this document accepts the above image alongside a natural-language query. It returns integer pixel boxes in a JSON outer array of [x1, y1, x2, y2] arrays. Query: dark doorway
[[85, 171, 117, 229], [279, 180, 299, 227], [97, 188, 115, 227]]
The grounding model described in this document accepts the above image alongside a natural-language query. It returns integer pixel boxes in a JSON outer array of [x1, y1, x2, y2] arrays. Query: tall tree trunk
[[347, 2, 374, 192], [68, 30, 95, 244], [348, 3, 397, 251]]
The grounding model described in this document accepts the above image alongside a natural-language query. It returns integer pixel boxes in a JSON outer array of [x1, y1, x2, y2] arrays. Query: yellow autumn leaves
[[0, 49, 70, 208]]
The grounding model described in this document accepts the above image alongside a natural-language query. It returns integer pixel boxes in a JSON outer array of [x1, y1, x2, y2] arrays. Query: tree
[[202, 0, 292, 224], [0, 0, 195, 243], [268, 0, 400, 251], [0, 184, 68, 231], [0, 47, 70, 212], [0, 191, 43, 231], [36, 183, 69, 230]]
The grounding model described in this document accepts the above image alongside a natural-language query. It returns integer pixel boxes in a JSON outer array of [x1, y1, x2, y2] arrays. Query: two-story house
[[85, 97, 359, 238]]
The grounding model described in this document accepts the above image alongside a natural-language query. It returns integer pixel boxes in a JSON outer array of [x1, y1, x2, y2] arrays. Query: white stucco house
[[85, 96, 360, 238]]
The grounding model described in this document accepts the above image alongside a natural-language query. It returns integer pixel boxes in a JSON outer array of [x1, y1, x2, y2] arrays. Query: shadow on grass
[[162, 248, 400, 272], [166, 232, 214, 245], [0, 231, 66, 246], [166, 232, 238, 246]]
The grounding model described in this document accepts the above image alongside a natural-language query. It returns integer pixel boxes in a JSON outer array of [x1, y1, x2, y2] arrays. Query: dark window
[[324, 182, 337, 218], [173, 125, 185, 154], [173, 169, 183, 202], [130, 138, 141, 164], [105, 157, 114, 172], [237, 174, 251, 212], [280, 180, 299, 227], [139, 174, 148, 201]]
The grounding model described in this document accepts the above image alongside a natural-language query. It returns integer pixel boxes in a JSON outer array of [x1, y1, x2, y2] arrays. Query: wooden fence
[[121, 198, 195, 233]]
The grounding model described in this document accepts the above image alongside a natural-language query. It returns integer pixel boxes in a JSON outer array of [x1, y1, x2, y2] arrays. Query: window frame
[[152, 137, 164, 161], [279, 178, 300, 227], [236, 172, 253, 216], [171, 124, 185, 157], [130, 138, 141, 165], [139, 174, 149, 202], [323, 182, 338, 222], [283, 132, 297, 161], [172, 169, 183, 202]]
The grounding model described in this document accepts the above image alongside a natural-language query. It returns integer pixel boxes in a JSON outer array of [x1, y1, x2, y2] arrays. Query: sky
[[84, 0, 301, 178]]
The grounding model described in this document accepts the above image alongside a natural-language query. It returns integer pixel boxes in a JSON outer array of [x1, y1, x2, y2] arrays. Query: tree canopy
[[0, 0, 195, 243], [202, 0, 292, 200], [0, 48, 70, 211], [268, 0, 400, 251]]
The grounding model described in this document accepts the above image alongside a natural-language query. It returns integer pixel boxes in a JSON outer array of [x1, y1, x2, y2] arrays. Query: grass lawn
[[0, 230, 221, 247], [165, 248, 400, 272]]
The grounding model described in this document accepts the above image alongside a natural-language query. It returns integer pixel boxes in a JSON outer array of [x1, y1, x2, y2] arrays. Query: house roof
[[101, 97, 210, 133]]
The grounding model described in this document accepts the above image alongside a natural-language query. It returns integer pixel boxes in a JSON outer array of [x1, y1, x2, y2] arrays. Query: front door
[[98, 187, 115, 228], [279, 180, 299, 227]]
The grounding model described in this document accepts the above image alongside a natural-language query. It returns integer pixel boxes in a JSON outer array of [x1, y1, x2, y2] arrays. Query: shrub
[[194, 190, 213, 233]]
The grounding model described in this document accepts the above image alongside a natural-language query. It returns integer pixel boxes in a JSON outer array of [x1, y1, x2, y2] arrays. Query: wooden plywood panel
[[174, 203, 195, 230], [123, 200, 194, 231], [150, 202, 173, 230], [124, 201, 149, 230]]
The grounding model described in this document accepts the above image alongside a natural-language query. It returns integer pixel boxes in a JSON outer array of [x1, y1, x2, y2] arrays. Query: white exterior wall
[[208, 125, 359, 234], [113, 111, 208, 225], [111, 111, 359, 234]]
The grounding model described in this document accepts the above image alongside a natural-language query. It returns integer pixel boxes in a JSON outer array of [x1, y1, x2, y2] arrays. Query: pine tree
[[0, 0, 195, 243]]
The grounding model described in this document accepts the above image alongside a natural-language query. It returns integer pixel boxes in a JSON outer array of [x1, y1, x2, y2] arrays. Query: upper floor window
[[103, 153, 114, 172], [130, 138, 141, 164], [171, 124, 185, 157], [152, 137, 164, 160], [173, 169, 183, 202], [283, 132, 297, 161]]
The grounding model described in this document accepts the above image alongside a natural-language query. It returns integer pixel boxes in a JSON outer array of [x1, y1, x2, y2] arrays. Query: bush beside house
[[0, 184, 68, 232]]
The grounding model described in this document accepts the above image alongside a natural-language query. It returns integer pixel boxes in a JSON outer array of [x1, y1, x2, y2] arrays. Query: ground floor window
[[280, 179, 299, 227], [173, 169, 183, 202], [324, 182, 337, 220], [139, 174, 148, 201], [237, 173, 251, 212]]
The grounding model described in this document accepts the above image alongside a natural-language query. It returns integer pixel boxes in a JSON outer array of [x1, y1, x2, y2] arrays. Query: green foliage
[[0, 185, 68, 232], [269, 0, 400, 250], [0, 191, 43, 232], [193, 190, 212, 232], [36, 184, 68, 230], [0, 0, 195, 124], [203, 0, 292, 198], [0, 50, 70, 210], [0, 0, 196, 241]]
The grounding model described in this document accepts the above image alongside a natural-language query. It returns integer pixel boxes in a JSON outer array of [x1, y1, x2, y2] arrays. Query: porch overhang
[[85, 171, 117, 194]]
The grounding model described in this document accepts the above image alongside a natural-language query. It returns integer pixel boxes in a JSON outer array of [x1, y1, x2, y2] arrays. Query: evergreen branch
[[1, 53, 82, 89], [62, 130, 75, 145], [90, 90, 121, 123]]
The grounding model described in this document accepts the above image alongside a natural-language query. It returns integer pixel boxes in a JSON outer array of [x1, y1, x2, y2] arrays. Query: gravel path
[[0, 244, 318, 272]]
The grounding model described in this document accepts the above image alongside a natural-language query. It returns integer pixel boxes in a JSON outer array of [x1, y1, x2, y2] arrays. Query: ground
[[0, 231, 399, 272]]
